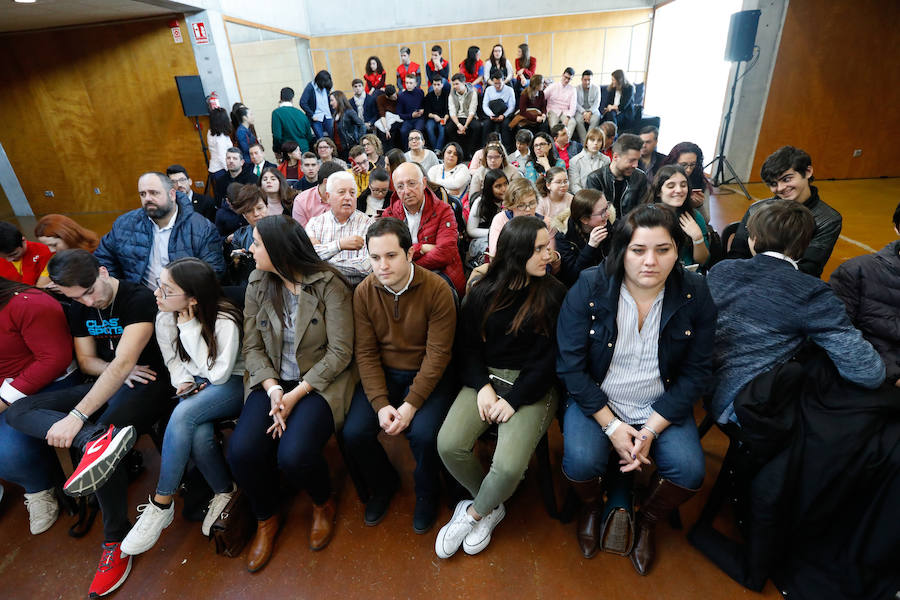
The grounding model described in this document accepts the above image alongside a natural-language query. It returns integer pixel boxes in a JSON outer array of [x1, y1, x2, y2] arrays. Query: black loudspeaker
[[724, 9, 761, 62], [175, 75, 208, 117]]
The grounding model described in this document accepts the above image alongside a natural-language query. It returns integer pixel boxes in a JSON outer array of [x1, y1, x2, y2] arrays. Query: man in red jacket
[[381, 162, 464, 294]]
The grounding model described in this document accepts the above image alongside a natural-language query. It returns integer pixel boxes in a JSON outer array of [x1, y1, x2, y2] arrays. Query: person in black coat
[[830, 202, 900, 386], [329, 91, 366, 161], [554, 189, 612, 287], [166, 165, 216, 223], [600, 69, 634, 130]]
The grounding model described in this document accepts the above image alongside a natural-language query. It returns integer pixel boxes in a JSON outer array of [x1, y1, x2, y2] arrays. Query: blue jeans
[[561, 400, 705, 489], [312, 118, 333, 141], [424, 118, 445, 152], [156, 375, 243, 496], [0, 373, 82, 493], [342, 369, 455, 500], [227, 387, 335, 520]]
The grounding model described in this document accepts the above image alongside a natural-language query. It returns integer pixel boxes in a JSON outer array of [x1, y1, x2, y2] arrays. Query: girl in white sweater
[[120, 258, 245, 556]]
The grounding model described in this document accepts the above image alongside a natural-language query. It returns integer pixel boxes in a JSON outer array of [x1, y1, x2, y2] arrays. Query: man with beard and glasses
[[94, 172, 224, 289]]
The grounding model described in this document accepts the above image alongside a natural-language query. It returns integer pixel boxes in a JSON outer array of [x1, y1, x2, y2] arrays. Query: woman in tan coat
[[226, 215, 357, 572]]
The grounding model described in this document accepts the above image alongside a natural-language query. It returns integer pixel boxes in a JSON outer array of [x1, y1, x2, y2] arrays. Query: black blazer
[[189, 192, 216, 222]]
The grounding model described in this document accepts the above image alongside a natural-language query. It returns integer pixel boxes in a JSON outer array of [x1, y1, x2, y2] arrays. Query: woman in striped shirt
[[557, 204, 716, 574]]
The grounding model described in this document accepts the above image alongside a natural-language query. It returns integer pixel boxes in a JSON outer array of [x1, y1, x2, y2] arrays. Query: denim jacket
[[556, 263, 717, 424]]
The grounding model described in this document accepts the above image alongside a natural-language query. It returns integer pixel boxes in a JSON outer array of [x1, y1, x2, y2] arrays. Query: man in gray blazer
[[574, 70, 602, 143]]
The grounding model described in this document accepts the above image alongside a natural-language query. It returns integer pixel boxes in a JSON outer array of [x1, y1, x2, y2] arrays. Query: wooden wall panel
[[0, 17, 205, 215], [751, 0, 900, 181]]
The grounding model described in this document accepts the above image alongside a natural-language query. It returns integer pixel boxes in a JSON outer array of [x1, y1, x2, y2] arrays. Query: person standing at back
[[272, 87, 315, 159]]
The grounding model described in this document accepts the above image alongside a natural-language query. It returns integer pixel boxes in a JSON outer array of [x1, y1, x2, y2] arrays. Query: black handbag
[[209, 489, 255, 557]]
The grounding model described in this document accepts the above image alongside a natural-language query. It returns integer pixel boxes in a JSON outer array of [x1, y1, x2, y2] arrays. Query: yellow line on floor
[[839, 235, 877, 253]]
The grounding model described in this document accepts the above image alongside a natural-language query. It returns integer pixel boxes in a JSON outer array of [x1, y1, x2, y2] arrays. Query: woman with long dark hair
[[119, 258, 244, 555], [233, 104, 258, 163], [260, 167, 298, 216], [435, 216, 566, 558], [488, 44, 514, 87], [0, 278, 77, 535], [459, 46, 484, 93], [600, 69, 634, 130], [467, 168, 509, 263], [330, 90, 366, 159], [364, 56, 387, 93], [647, 165, 709, 268], [227, 215, 356, 571], [555, 189, 613, 287], [523, 132, 565, 183], [207, 107, 233, 173], [35, 215, 99, 253], [557, 204, 714, 573], [513, 43, 536, 97], [661, 141, 711, 223]]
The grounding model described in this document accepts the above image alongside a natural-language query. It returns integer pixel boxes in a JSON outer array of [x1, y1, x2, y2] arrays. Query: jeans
[[156, 375, 243, 496], [0, 373, 81, 493], [424, 118, 445, 152], [561, 399, 705, 489], [227, 388, 335, 520], [342, 368, 455, 500], [399, 118, 425, 151], [312, 118, 333, 141], [6, 377, 174, 541], [437, 368, 557, 516]]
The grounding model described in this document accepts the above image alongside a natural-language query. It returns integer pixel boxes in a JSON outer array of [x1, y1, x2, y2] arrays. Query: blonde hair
[[503, 177, 539, 209]]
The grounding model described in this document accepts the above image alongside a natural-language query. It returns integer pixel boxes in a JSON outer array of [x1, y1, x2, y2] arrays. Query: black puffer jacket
[[830, 240, 900, 382]]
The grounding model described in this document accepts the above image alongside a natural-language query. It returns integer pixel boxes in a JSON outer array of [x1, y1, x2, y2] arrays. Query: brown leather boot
[[567, 475, 604, 558], [247, 514, 282, 572], [309, 498, 336, 551], [630, 475, 697, 575]]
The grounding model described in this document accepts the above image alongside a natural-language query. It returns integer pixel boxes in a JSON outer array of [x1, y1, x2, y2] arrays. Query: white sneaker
[[434, 500, 476, 559], [24, 489, 59, 535], [463, 502, 505, 555], [202, 490, 235, 536], [120, 498, 174, 555]]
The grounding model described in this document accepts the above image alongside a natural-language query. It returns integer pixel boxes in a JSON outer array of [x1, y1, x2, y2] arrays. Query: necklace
[[96, 288, 118, 352]]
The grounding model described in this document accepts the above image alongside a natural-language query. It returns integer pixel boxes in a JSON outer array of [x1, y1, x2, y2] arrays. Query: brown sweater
[[353, 264, 456, 410], [376, 94, 397, 118]]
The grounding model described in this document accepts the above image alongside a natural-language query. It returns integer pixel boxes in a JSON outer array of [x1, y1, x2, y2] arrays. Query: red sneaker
[[64, 425, 136, 497], [88, 542, 133, 598]]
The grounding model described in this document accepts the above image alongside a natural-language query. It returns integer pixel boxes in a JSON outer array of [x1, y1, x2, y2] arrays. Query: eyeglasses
[[155, 280, 186, 299], [169, 176, 188, 185], [394, 180, 421, 192], [408, 136, 422, 141], [591, 208, 609, 217], [678, 162, 697, 170], [514, 201, 538, 211], [533, 142, 549, 148]]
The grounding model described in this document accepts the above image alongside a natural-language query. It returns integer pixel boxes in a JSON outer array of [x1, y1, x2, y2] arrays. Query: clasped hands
[[476, 384, 515, 424], [267, 383, 311, 438], [608, 422, 654, 473], [377, 401, 418, 435]]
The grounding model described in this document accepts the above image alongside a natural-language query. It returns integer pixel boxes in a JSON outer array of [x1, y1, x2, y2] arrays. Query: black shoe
[[364, 478, 399, 526], [413, 495, 438, 534]]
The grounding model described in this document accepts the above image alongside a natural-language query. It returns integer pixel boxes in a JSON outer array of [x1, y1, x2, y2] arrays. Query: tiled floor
[[0, 178, 896, 599]]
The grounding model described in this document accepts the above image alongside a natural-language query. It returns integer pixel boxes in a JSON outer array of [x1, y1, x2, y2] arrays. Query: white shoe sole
[[90, 553, 133, 598], [434, 500, 473, 559], [65, 427, 136, 498], [463, 504, 506, 555], [120, 508, 174, 555]]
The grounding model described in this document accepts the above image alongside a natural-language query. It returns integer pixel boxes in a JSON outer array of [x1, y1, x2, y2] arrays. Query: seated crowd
[[0, 43, 897, 600]]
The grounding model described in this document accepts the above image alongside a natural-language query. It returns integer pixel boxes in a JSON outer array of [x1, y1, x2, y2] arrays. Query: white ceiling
[[0, 0, 195, 34]]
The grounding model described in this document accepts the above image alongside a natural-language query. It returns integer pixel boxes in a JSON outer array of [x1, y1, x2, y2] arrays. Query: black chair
[[626, 82, 661, 134], [721, 221, 741, 254]]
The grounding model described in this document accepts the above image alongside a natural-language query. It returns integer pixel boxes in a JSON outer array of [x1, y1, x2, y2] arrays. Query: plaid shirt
[[305, 209, 374, 275]]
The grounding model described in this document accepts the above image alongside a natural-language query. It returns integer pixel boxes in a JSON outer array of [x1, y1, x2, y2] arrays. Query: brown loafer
[[309, 498, 336, 551], [247, 514, 282, 572]]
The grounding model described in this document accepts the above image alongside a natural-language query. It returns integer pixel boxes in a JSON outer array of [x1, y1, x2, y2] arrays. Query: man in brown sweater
[[343, 217, 457, 534]]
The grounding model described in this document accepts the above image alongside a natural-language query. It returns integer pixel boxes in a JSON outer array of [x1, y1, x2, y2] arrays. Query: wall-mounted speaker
[[724, 10, 761, 62]]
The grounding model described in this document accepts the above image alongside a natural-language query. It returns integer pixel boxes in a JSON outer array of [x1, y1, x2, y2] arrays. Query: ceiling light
[[14, 0, 38, 4]]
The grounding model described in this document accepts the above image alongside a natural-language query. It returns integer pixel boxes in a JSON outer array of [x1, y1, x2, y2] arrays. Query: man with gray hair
[[305, 170, 374, 284], [94, 172, 224, 289]]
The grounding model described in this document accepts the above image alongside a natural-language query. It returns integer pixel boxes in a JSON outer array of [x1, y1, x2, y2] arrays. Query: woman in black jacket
[[600, 69, 634, 129], [329, 91, 366, 160], [557, 204, 716, 573], [555, 189, 613, 287]]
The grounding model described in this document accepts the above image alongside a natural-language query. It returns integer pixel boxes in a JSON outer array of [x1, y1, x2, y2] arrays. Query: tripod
[[706, 61, 752, 201], [189, 116, 213, 192]]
